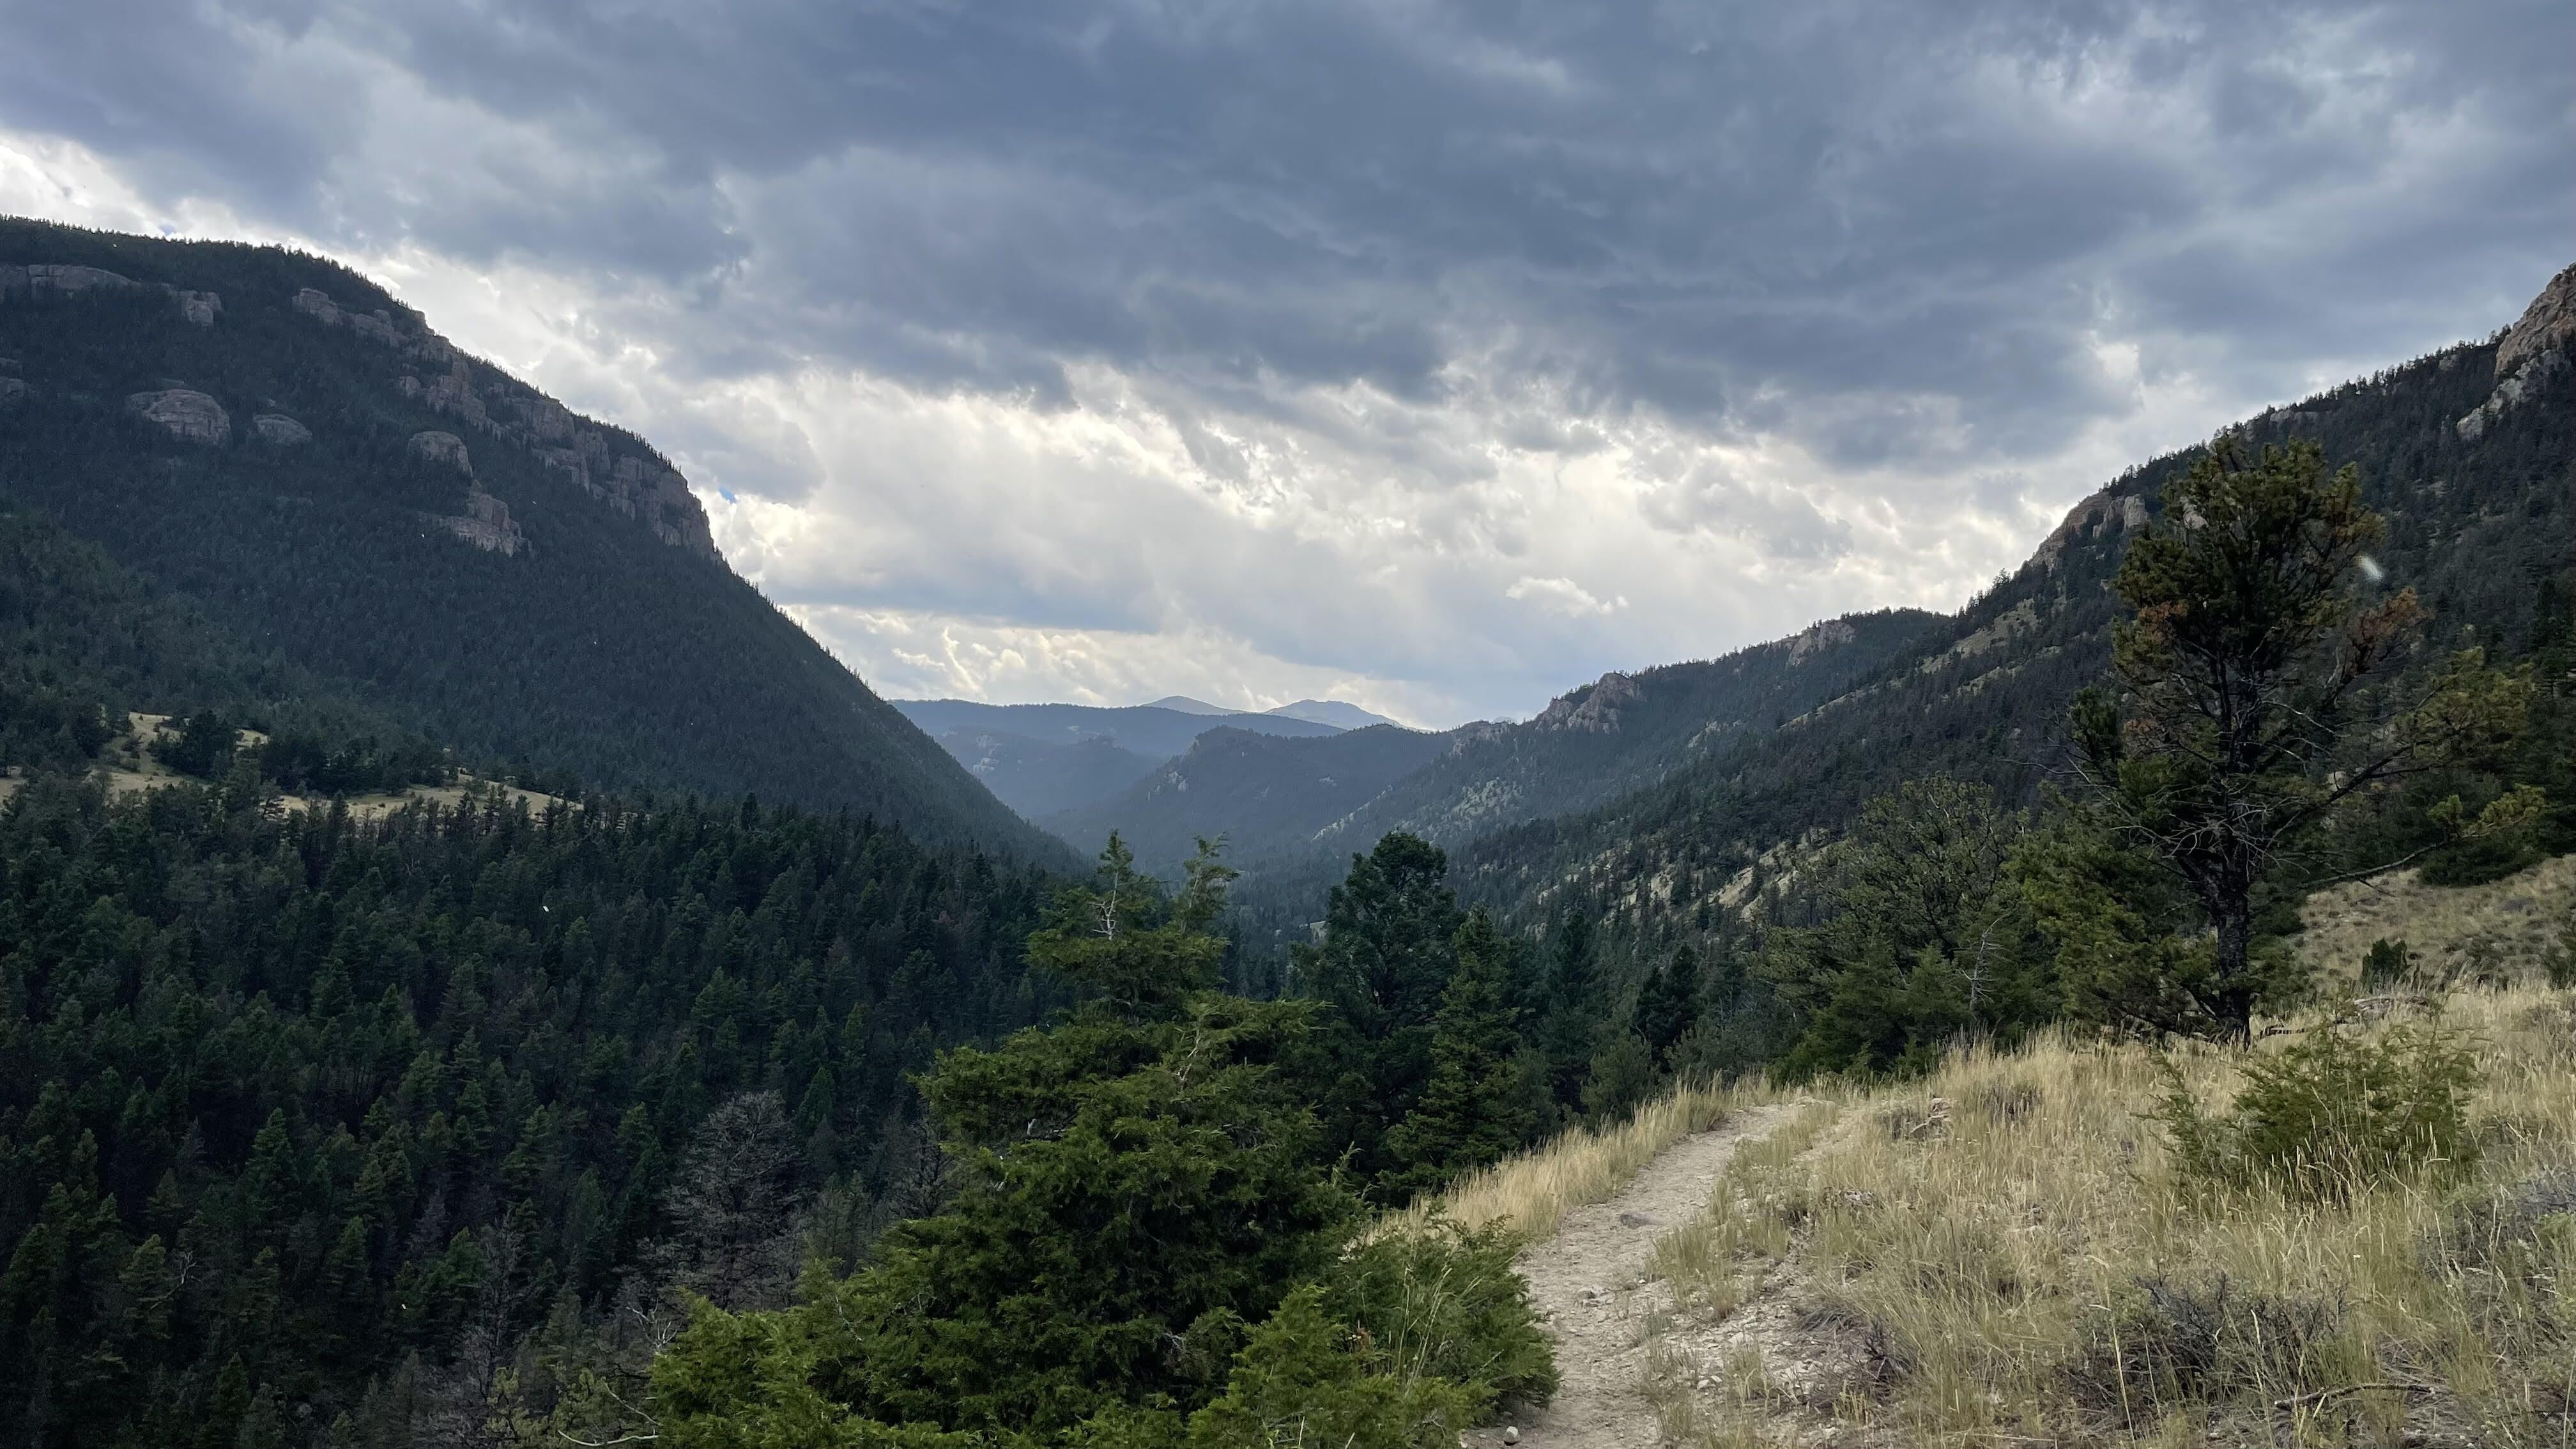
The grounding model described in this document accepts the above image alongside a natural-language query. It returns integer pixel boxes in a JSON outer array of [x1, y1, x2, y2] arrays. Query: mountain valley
[[3, 216, 2572, 1449]]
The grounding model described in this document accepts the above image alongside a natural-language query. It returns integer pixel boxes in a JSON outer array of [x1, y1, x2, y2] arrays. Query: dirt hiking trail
[[1468, 1105, 1786, 1449]]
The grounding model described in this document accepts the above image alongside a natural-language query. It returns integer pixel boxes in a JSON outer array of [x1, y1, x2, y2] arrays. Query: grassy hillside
[[1425, 853, 2576, 1446], [0, 217, 1066, 862]]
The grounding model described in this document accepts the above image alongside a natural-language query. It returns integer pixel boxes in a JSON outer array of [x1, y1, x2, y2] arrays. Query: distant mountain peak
[[1144, 694, 1243, 716], [1135, 694, 1401, 730], [1265, 698, 1403, 730]]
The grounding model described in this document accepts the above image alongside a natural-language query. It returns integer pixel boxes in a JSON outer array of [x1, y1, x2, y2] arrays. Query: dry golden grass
[[2299, 852, 2576, 988], [1624, 981, 2576, 1446], [1406, 855, 2576, 1446], [1404, 1077, 1787, 1243]]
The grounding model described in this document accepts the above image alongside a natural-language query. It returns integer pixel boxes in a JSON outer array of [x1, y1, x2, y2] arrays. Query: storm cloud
[[3, 0, 2569, 722]]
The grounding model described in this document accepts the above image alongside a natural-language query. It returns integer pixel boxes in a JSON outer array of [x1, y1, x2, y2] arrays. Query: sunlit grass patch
[[1629, 978, 2576, 1445]]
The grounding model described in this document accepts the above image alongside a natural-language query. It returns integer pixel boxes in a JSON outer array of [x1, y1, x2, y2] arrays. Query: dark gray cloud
[[3, 0, 2570, 719], [16, 0, 2570, 438]]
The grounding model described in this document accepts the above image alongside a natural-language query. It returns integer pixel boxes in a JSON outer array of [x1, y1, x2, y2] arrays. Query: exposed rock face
[[435, 485, 526, 556], [3, 263, 140, 297], [1, 264, 221, 325], [2496, 262, 2576, 378], [2462, 262, 2576, 441], [410, 430, 472, 475], [2459, 344, 2568, 441], [2032, 486, 2143, 571], [295, 286, 718, 560], [124, 389, 231, 446], [504, 393, 576, 443], [1535, 671, 1642, 732], [296, 286, 408, 348], [543, 441, 717, 558], [252, 414, 312, 445], [1787, 618, 1856, 664], [424, 361, 487, 425]]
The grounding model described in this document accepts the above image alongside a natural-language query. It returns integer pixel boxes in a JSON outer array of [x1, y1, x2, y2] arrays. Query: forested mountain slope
[[1468, 264, 2576, 967], [1043, 721, 1457, 866], [0, 509, 433, 777], [892, 698, 1346, 763], [1318, 610, 1943, 854], [0, 774, 1057, 1448], [1209, 610, 1940, 945], [0, 218, 1063, 862], [891, 698, 1347, 822]]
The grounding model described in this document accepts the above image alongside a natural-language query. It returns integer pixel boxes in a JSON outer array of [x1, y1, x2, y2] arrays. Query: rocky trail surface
[[1468, 1105, 1786, 1448]]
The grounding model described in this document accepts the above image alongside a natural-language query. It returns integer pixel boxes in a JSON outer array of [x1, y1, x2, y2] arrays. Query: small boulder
[[125, 389, 231, 447], [0, 378, 25, 409], [252, 414, 312, 446], [410, 430, 471, 475]]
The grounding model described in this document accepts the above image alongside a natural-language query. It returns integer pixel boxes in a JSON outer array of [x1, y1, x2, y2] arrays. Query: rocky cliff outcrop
[[434, 485, 527, 556], [410, 430, 472, 475], [293, 285, 720, 562], [2030, 486, 2147, 571], [1534, 671, 1643, 733], [252, 413, 312, 445], [535, 438, 717, 557], [2461, 261, 2575, 441], [1786, 618, 1856, 664], [292, 287, 399, 345], [4, 263, 139, 297], [2, 264, 222, 325], [2496, 263, 2576, 377], [124, 388, 231, 446]]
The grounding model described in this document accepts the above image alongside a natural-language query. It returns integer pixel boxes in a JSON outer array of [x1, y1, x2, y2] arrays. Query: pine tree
[[2069, 438, 2531, 1039], [652, 838, 1354, 1438], [1379, 911, 1540, 1203], [1291, 832, 1466, 1183], [1770, 778, 2045, 1078], [1630, 947, 1702, 1066], [1538, 907, 1600, 1110]]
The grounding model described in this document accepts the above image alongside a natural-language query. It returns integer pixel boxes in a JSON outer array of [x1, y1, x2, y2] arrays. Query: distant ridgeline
[[1061, 267, 2576, 992], [0, 217, 1065, 862], [1451, 263, 2576, 985]]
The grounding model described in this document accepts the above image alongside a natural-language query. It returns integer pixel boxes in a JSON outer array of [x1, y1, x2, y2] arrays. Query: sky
[[2, 1, 2569, 728]]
